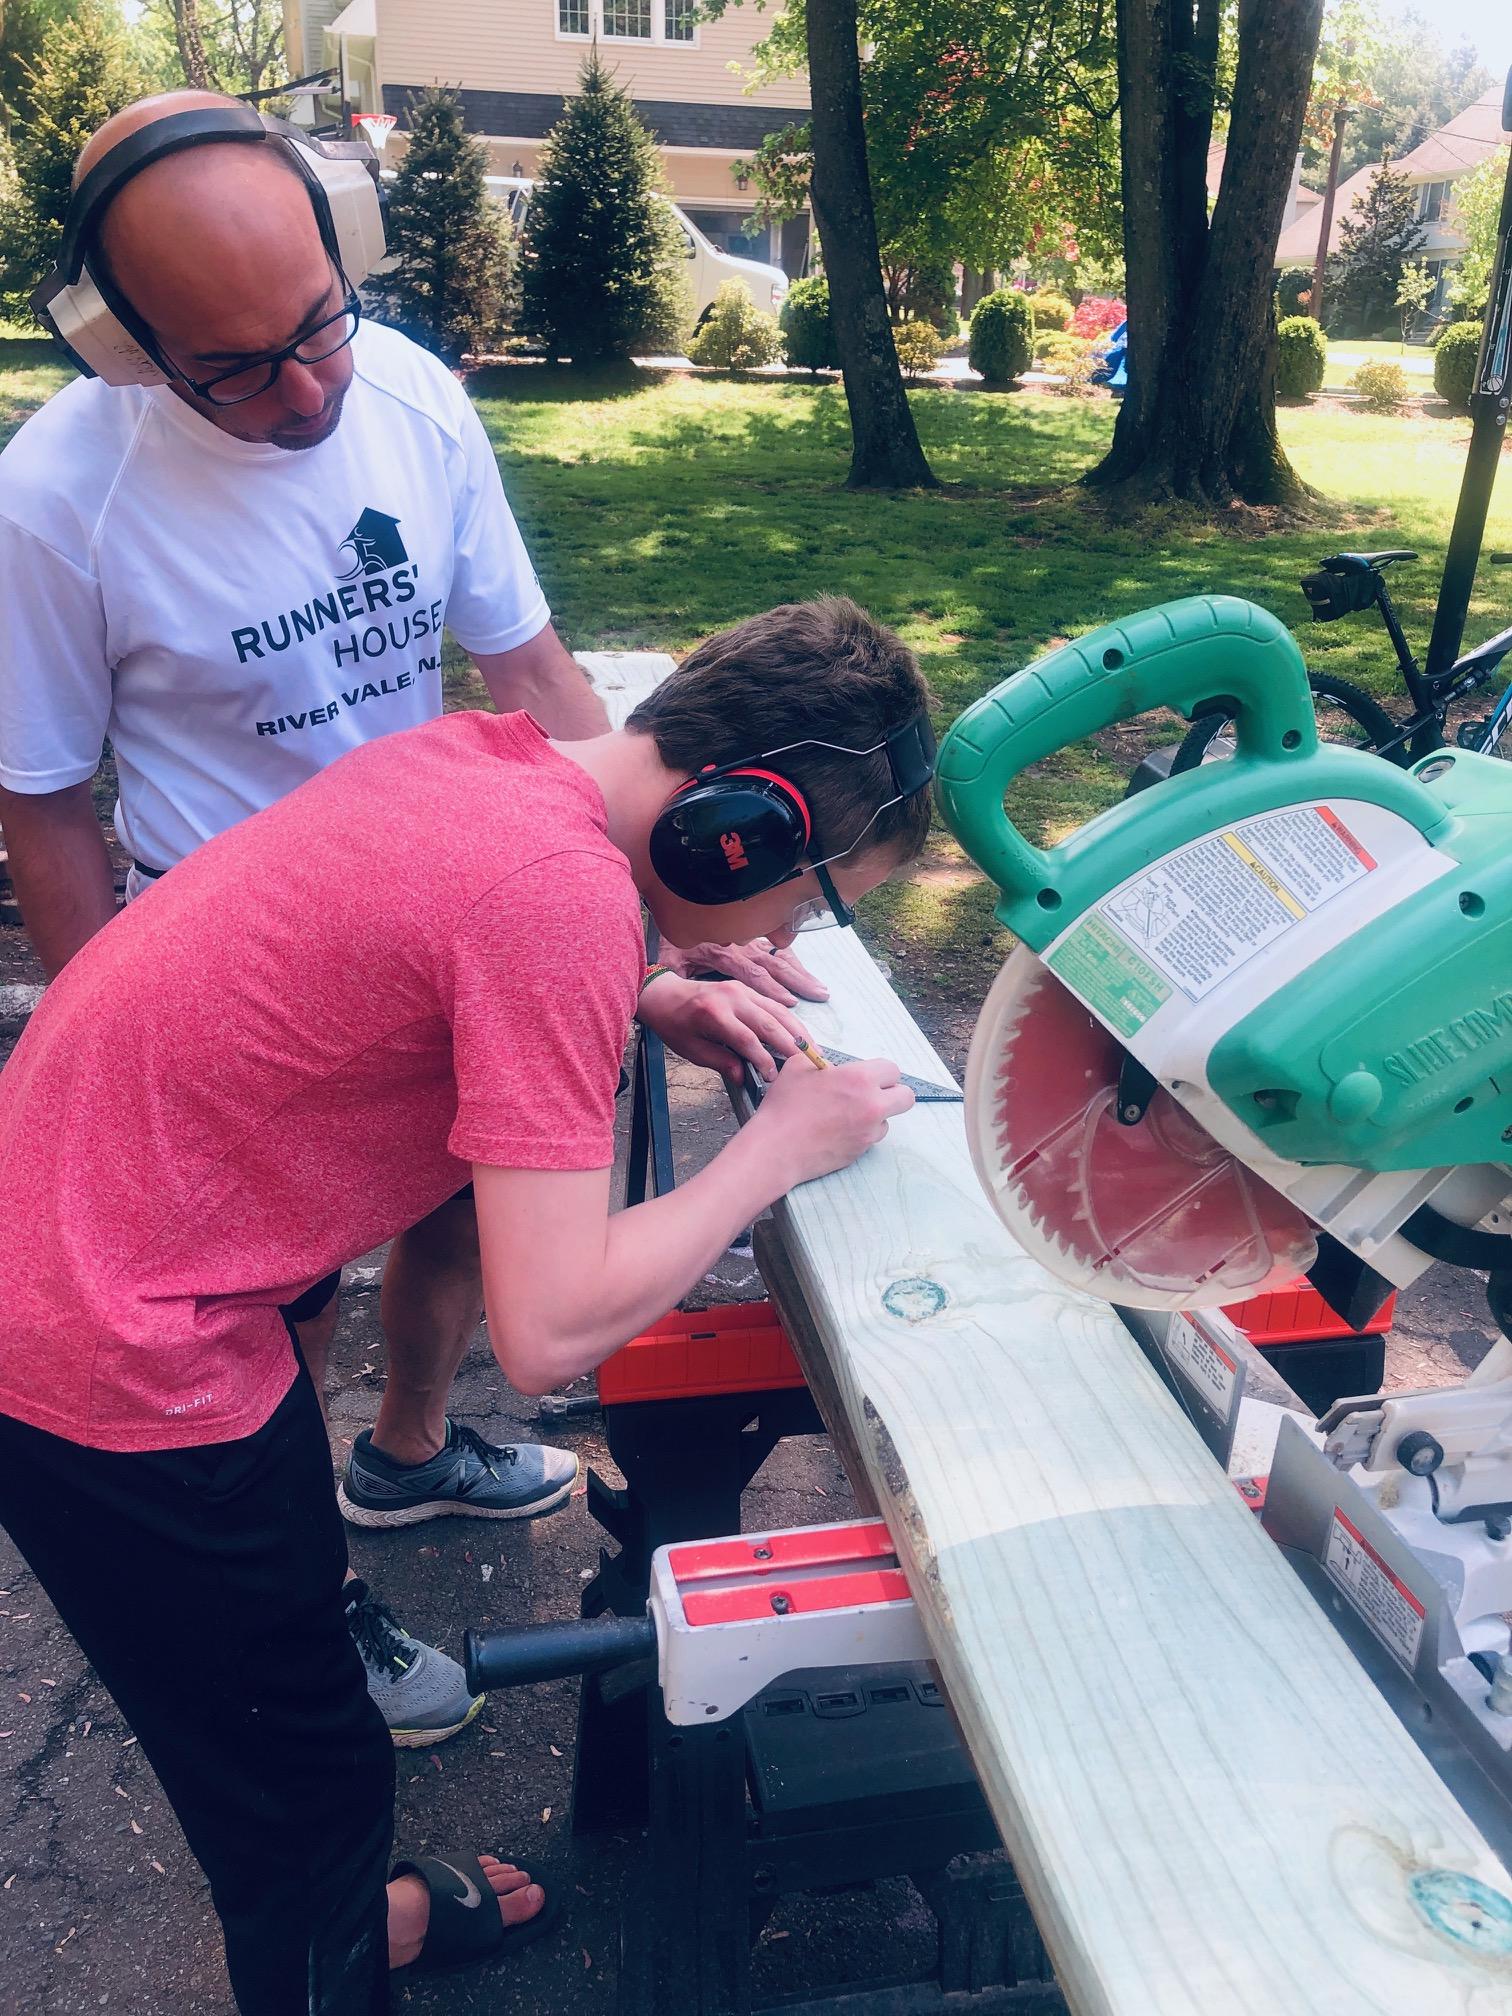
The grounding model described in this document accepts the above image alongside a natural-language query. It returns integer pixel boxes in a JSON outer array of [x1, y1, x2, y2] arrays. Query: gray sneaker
[[343, 1579, 483, 1749], [337, 1419, 579, 1529]]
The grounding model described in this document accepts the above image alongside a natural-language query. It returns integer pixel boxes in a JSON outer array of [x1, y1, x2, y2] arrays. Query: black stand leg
[[620, 1716, 751, 2016], [915, 1857, 1057, 2001]]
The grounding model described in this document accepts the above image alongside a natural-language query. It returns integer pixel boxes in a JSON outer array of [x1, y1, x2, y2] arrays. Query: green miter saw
[[937, 595, 1512, 1336]]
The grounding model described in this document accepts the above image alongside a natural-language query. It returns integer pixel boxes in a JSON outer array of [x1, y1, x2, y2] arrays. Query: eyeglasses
[[177, 289, 361, 406], [787, 861, 855, 933]]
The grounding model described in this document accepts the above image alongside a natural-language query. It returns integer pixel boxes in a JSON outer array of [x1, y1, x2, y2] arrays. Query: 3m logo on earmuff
[[647, 716, 934, 909]]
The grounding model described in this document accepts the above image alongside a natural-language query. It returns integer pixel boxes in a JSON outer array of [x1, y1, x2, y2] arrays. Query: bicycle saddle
[[1320, 550, 1419, 573]]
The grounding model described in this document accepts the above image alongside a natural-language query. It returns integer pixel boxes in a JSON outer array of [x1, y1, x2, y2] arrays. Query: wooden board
[[760, 928, 1512, 2016], [579, 652, 1512, 2012], [574, 650, 678, 730]]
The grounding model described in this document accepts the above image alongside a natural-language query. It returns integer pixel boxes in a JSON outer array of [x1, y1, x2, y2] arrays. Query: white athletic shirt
[[0, 321, 550, 869]]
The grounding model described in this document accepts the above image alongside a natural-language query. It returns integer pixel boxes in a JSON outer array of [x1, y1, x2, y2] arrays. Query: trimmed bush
[[1033, 330, 1092, 370], [1030, 290, 1074, 331], [893, 320, 943, 379], [687, 282, 782, 370], [969, 288, 1034, 386], [780, 276, 838, 374], [1276, 267, 1315, 317], [1434, 320, 1482, 412], [1275, 316, 1327, 400], [1351, 360, 1409, 413], [1070, 293, 1125, 339]]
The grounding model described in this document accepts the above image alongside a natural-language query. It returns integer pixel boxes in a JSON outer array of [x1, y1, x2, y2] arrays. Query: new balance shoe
[[343, 1579, 483, 1749], [337, 1419, 579, 1528]]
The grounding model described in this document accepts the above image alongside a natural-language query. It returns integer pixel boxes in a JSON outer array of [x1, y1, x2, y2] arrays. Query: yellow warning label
[[1090, 805, 1376, 1001], [1221, 834, 1305, 919]]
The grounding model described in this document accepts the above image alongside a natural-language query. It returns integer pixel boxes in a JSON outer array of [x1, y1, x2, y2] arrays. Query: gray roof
[[383, 85, 809, 153]]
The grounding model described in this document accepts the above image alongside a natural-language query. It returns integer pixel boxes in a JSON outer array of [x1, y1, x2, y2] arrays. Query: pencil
[[794, 1035, 830, 1071]]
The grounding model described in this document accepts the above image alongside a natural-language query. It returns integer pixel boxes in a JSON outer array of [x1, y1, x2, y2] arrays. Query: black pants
[[0, 1364, 395, 2013]]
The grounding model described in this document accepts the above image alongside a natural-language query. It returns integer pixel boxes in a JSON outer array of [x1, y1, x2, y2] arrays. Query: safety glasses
[[787, 860, 855, 933]]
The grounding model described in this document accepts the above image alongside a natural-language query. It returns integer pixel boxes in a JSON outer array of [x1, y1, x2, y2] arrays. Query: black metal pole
[[1424, 69, 1512, 685]]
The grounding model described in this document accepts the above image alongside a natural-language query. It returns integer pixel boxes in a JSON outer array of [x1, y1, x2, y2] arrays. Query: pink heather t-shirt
[[0, 711, 643, 1453]]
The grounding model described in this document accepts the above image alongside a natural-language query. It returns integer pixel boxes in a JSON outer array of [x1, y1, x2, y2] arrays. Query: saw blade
[[964, 947, 1318, 1310]]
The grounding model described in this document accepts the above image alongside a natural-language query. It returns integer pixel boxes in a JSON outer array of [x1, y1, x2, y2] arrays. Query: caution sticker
[[1324, 1508, 1426, 1672], [1094, 804, 1376, 1002], [1163, 1315, 1238, 1415]]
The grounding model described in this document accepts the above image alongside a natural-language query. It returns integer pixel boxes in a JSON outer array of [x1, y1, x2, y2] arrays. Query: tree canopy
[[0, 0, 149, 321], [1447, 151, 1508, 320], [1304, 0, 1491, 184], [726, 0, 1119, 286], [373, 86, 516, 364], [521, 51, 690, 367]]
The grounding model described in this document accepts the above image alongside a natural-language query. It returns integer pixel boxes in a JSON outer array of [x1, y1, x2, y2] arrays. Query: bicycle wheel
[[1171, 672, 1402, 774]]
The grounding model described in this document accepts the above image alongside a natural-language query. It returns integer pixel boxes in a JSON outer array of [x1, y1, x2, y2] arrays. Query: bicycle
[[1171, 548, 1512, 773]]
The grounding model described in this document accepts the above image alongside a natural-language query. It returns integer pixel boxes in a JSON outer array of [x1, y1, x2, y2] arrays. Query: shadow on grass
[[0, 335, 68, 373], [467, 361, 670, 406]]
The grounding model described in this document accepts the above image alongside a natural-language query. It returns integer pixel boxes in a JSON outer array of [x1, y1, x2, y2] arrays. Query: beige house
[[282, 0, 814, 273], [1273, 85, 1510, 310]]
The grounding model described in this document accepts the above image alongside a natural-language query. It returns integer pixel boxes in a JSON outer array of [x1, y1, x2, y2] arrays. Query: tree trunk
[[1088, 0, 1323, 509], [804, 0, 937, 489], [172, 0, 216, 90]]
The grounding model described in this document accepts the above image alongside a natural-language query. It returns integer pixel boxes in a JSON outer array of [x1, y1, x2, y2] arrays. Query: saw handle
[[936, 596, 1318, 918]]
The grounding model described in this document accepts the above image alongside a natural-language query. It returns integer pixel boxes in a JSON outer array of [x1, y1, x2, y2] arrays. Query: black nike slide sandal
[[389, 1852, 563, 1978]]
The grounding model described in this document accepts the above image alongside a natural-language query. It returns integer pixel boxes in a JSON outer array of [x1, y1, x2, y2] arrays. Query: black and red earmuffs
[[648, 714, 936, 906]]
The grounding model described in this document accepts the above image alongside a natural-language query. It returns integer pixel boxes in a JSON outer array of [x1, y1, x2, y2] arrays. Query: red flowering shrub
[[1069, 294, 1126, 339]]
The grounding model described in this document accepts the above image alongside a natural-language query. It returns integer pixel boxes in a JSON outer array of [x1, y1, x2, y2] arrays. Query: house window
[[558, 0, 697, 43], [1418, 180, 1452, 224], [603, 0, 652, 38]]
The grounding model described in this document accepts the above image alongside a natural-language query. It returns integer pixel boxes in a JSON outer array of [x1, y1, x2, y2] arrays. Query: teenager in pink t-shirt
[[0, 597, 934, 2009]]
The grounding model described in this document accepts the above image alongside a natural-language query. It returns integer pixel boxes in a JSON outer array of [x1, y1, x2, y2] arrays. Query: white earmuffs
[[33, 105, 387, 387]]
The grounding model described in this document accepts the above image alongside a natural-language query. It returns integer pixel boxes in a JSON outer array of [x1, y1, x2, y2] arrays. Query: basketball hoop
[[353, 113, 397, 154]]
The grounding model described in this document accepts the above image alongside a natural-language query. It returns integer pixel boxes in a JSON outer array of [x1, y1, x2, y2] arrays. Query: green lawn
[[1321, 337, 1434, 392], [4, 340, 1508, 989]]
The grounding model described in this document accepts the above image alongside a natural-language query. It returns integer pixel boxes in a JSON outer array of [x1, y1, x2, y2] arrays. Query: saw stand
[[474, 1025, 1063, 2016]]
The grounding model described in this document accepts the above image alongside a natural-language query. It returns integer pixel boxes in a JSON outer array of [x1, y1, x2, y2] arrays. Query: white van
[[485, 176, 788, 326]]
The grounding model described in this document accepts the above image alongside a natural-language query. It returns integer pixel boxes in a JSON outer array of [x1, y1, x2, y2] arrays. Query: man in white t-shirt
[[0, 92, 820, 1750]]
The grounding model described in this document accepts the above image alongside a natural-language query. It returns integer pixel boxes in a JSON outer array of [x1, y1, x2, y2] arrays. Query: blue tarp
[[1093, 319, 1127, 392]]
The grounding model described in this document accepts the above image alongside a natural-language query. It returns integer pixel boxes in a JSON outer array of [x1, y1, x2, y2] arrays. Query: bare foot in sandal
[[388, 1852, 545, 1970]]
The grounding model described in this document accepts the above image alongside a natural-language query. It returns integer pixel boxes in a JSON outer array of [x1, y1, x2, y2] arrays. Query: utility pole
[[1309, 99, 1351, 320]]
